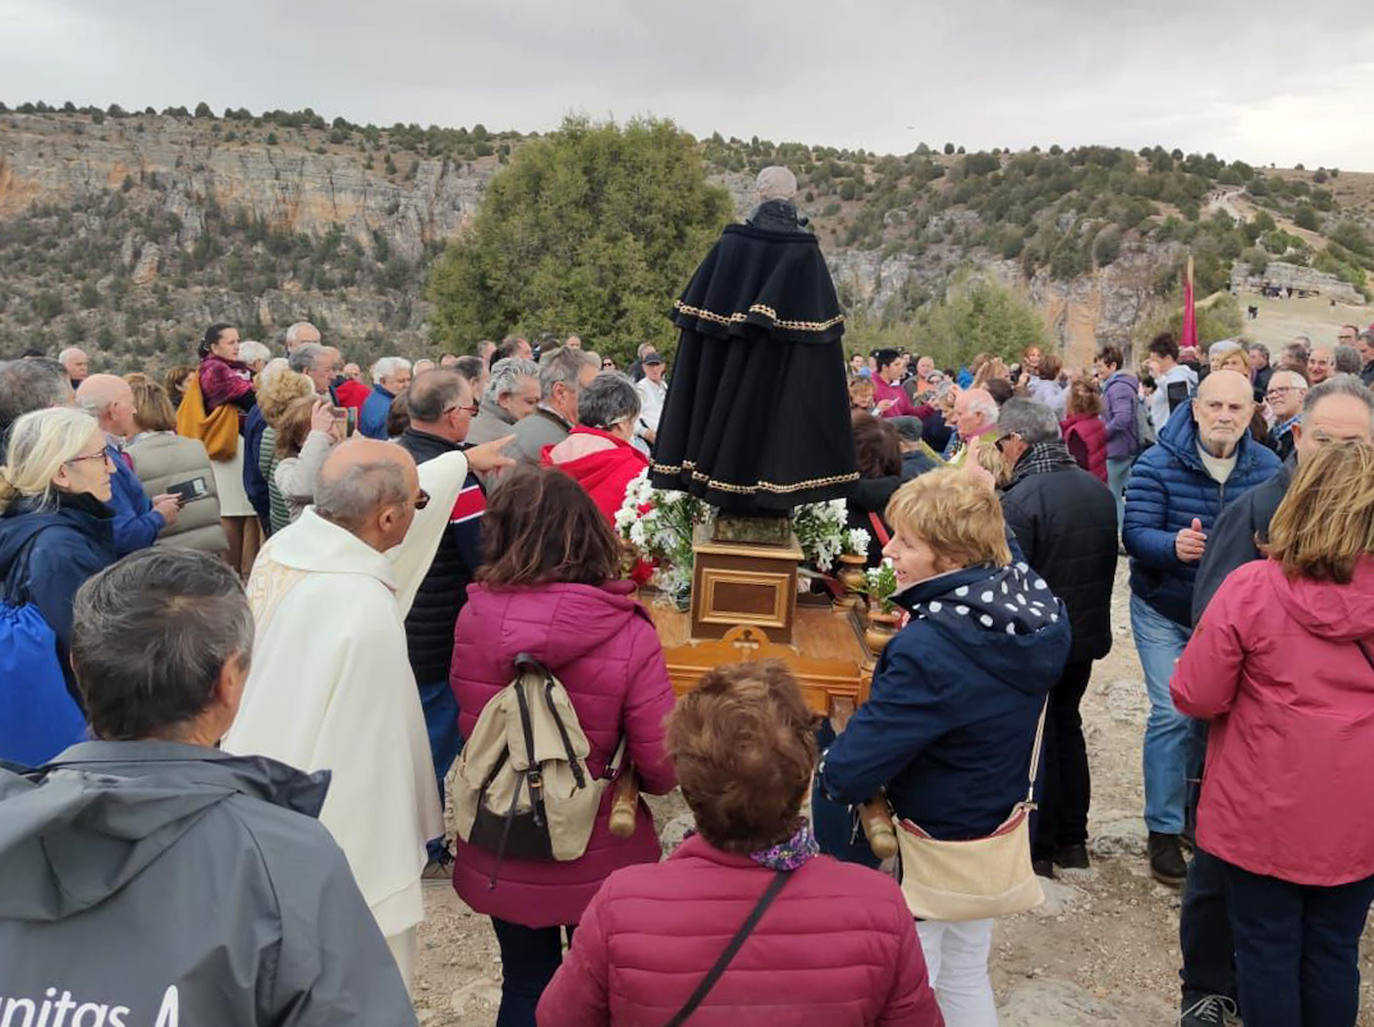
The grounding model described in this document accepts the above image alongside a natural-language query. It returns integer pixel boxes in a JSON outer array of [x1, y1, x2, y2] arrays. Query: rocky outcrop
[[1230, 260, 1364, 304]]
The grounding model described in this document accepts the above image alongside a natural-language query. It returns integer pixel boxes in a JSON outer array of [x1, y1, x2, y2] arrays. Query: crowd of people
[[2, 310, 1374, 1027]]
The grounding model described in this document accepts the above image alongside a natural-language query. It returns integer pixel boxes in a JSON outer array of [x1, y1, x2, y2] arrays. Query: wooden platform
[[644, 594, 876, 718]]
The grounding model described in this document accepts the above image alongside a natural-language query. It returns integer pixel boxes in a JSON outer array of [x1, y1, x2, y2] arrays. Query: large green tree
[[427, 116, 733, 363]]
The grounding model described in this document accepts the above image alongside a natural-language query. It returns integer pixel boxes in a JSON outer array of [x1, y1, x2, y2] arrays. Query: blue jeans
[[1221, 858, 1374, 1027], [1130, 594, 1203, 834], [418, 678, 462, 861], [1107, 457, 1133, 533]]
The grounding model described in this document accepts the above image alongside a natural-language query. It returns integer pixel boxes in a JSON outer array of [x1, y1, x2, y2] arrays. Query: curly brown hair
[[1066, 373, 1103, 417], [666, 660, 818, 854], [479, 466, 621, 587]]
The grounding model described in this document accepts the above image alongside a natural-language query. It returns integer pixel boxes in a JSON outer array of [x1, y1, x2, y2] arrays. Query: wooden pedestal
[[689, 526, 804, 644], [647, 599, 875, 720]]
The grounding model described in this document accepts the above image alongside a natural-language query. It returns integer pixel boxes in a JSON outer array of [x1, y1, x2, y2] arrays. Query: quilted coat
[[448, 580, 676, 927], [1060, 413, 1109, 483], [536, 834, 943, 1026], [1122, 402, 1279, 627], [1172, 556, 1374, 886]]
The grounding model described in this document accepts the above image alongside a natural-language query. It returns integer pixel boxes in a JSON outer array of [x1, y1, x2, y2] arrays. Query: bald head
[[1193, 369, 1254, 457], [76, 374, 136, 437], [314, 438, 420, 551]]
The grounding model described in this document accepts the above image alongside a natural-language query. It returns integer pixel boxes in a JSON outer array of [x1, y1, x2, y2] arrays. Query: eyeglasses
[[994, 432, 1019, 453], [1265, 387, 1304, 399], [444, 402, 480, 417], [66, 450, 114, 468], [413, 489, 430, 510], [601, 361, 615, 369]]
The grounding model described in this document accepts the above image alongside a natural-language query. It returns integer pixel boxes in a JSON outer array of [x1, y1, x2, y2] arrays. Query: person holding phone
[[125, 376, 227, 555], [273, 398, 343, 525]]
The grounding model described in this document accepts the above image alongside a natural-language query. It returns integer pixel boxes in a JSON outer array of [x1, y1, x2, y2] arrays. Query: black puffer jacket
[[1000, 448, 1119, 663], [395, 429, 485, 684]]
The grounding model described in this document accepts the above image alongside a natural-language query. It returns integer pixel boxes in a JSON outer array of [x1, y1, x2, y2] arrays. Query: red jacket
[[537, 834, 944, 1027], [1172, 556, 1374, 885], [332, 378, 370, 410], [449, 580, 677, 927], [1060, 413, 1108, 483], [542, 426, 649, 523]]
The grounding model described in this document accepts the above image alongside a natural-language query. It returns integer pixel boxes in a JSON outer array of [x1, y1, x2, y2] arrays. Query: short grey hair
[[484, 357, 540, 404], [237, 340, 271, 366], [288, 343, 325, 375], [1303, 374, 1374, 426], [284, 321, 318, 347], [371, 356, 411, 383], [1208, 339, 1244, 358], [407, 368, 466, 423], [0, 358, 74, 439], [996, 398, 1059, 444], [1247, 342, 1270, 359], [963, 391, 1000, 427], [538, 347, 596, 401], [314, 460, 409, 532], [71, 548, 253, 740], [577, 372, 641, 430], [454, 355, 485, 387], [1334, 345, 1363, 375], [58, 346, 86, 365]]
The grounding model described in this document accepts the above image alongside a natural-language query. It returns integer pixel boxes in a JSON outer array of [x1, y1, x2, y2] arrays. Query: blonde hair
[[257, 369, 314, 428], [885, 466, 1012, 570], [1266, 443, 1374, 583], [0, 407, 102, 513], [1210, 348, 1251, 377], [128, 377, 176, 433]]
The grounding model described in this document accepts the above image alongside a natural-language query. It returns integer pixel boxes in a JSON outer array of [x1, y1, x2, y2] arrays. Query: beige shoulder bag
[[894, 699, 1047, 921]]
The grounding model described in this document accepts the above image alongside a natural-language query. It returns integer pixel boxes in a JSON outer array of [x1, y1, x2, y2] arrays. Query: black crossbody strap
[[663, 869, 792, 1027]]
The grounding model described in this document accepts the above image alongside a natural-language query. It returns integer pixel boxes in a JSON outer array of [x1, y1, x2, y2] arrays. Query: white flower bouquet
[[791, 499, 870, 573], [613, 471, 710, 596]]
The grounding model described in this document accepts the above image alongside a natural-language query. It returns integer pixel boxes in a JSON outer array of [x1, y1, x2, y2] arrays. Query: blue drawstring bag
[[0, 533, 87, 766]]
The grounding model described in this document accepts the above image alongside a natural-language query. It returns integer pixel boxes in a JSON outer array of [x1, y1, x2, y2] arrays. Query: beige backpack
[[445, 653, 624, 874]]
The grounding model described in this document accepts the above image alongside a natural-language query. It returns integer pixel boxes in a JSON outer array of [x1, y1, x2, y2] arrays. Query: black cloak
[[649, 220, 858, 514]]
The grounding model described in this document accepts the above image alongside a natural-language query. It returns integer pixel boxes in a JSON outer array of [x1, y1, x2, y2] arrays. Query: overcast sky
[[5, 0, 1374, 170]]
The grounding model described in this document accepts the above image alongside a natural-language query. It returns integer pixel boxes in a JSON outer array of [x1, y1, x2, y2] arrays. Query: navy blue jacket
[[821, 562, 1071, 840], [241, 406, 272, 533], [1123, 403, 1280, 627], [359, 384, 395, 440], [0, 495, 117, 697], [105, 443, 165, 555]]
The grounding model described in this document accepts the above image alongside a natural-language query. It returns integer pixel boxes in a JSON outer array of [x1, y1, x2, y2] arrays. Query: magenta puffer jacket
[[1172, 556, 1374, 886], [449, 580, 677, 927], [537, 834, 944, 1026]]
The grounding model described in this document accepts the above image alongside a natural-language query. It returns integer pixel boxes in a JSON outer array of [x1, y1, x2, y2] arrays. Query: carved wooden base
[[690, 526, 803, 644]]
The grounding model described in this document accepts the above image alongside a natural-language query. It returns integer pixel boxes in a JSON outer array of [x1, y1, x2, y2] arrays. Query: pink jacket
[[449, 580, 677, 927], [1172, 556, 1374, 886], [537, 834, 943, 1027]]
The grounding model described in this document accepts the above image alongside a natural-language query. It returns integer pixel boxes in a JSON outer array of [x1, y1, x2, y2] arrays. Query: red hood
[[1267, 556, 1374, 643], [460, 580, 651, 667], [543, 427, 648, 521]]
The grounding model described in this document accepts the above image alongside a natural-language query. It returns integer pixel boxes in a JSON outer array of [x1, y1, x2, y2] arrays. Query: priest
[[224, 435, 510, 986]]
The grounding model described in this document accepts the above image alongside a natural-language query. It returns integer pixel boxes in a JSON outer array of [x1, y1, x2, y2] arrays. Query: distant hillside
[[0, 100, 1371, 371]]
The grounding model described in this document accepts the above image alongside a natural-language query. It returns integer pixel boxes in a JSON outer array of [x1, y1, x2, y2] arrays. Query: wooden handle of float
[[859, 797, 898, 860], [609, 769, 640, 838]]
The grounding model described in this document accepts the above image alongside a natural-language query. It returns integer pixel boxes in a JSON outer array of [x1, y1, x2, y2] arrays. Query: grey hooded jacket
[[0, 741, 416, 1027]]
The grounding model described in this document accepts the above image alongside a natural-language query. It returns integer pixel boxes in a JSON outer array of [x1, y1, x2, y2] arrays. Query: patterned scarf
[[1006, 440, 1078, 491], [750, 818, 819, 871]]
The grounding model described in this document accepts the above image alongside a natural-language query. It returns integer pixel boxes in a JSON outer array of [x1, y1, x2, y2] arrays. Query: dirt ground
[[412, 564, 1374, 1025]]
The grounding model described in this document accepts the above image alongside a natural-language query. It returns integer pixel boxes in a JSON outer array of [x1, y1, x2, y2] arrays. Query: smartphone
[[167, 476, 210, 505], [330, 406, 357, 438]]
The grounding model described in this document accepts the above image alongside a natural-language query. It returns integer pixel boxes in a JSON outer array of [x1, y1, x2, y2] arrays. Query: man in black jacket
[[1176, 375, 1374, 1025], [395, 369, 511, 870], [996, 399, 1119, 875]]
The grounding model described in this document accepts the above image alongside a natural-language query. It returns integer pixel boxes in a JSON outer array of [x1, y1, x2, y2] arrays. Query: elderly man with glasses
[[1264, 369, 1309, 462]]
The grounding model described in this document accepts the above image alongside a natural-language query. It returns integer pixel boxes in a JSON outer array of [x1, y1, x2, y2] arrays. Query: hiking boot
[[1054, 842, 1090, 870], [1180, 994, 1240, 1026], [1032, 857, 1056, 879], [1149, 832, 1188, 887]]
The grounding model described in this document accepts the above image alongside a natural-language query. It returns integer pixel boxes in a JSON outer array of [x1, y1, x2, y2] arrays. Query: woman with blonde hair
[[1173, 442, 1374, 1027], [272, 396, 341, 525], [0, 408, 118, 762], [821, 467, 1071, 1027], [125, 376, 227, 554], [254, 369, 315, 534]]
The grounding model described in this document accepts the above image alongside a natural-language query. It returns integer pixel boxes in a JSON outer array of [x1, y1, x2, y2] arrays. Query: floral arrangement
[[791, 499, 870, 572], [865, 560, 899, 614], [614, 472, 872, 596], [613, 471, 710, 596]]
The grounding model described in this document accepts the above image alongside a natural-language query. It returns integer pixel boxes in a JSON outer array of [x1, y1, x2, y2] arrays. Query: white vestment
[[224, 452, 468, 947]]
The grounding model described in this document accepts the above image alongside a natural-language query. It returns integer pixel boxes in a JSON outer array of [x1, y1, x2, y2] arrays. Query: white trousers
[[916, 918, 998, 1027], [386, 928, 417, 993]]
